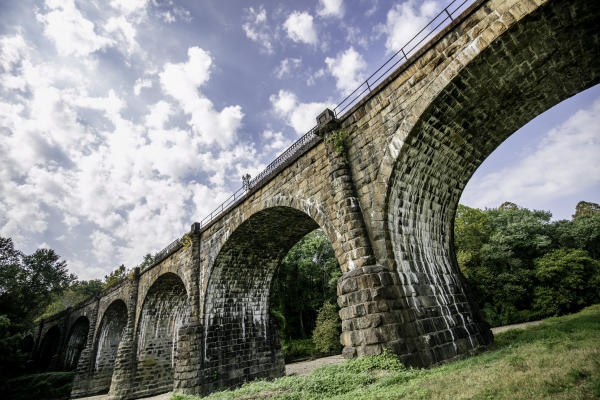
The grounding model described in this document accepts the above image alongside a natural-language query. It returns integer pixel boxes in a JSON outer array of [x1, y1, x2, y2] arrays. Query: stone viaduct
[[30, 0, 599, 398]]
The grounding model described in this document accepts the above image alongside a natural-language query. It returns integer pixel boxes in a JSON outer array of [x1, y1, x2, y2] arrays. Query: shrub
[[312, 302, 341, 355], [2, 371, 76, 400]]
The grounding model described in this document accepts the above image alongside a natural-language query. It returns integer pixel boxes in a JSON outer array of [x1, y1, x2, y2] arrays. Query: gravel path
[[79, 319, 544, 399]]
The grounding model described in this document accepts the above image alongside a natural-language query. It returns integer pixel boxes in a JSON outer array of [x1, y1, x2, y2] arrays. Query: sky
[[0, 0, 598, 281]]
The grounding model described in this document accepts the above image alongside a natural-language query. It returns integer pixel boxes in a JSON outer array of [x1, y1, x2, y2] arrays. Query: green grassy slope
[[172, 304, 600, 400]]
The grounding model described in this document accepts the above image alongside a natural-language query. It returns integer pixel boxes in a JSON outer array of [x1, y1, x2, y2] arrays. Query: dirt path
[[490, 319, 543, 334], [79, 320, 544, 399]]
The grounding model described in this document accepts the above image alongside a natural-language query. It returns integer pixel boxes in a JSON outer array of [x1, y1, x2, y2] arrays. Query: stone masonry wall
[[130, 273, 189, 398], [89, 300, 127, 395]]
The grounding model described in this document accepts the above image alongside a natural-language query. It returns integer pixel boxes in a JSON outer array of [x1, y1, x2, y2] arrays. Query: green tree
[[271, 229, 340, 340], [533, 248, 600, 315], [40, 280, 103, 319], [103, 264, 127, 289], [139, 253, 155, 270], [572, 200, 600, 219], [312, 302, 341, 354]]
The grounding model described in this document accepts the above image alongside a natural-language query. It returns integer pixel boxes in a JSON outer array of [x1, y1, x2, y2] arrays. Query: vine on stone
[[327, 129, 349, 161]]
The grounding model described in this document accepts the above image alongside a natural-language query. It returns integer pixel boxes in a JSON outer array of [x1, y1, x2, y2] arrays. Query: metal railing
[[334, 0, 471, 116], [146, 0, 473, 259]]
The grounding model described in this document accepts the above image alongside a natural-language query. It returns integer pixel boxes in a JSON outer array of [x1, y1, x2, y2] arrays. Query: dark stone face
[[91, 300, 127, 394], [202, 206, 318, 392], [386, 0, 600, 365], [132, 273, 189, 397], [39, 326, 60, 371], [64, 317, 89, 370]]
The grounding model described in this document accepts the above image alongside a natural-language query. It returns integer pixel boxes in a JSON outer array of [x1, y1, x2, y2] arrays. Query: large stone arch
[[131, 272, 189, 398], [64, 316, 90, 370], [90, 299, 127, 394], [382, 0, 599, 365], [201, 205, 337, 392], [38, 325, 61, 371]]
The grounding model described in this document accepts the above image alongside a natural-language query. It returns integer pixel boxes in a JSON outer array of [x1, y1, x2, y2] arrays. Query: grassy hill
[[172, 304, 600, 400]]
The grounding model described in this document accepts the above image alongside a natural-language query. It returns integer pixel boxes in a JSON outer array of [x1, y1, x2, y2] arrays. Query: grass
[[171, 304, 600, 400], [3, 371, 76, 400]]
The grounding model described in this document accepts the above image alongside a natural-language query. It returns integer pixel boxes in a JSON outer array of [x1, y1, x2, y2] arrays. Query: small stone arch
[[64, 316, 90, 370], [38, 325, 61, 371], [131, 272, 189, 398], [202, 205, 337, 391], [90, 299, 127, 394]]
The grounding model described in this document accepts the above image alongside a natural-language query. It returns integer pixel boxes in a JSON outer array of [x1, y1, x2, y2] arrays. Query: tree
[[139, 253, 155, 270], [533, 248, 600, 315], [572, 200, 600, 219], [40, 280, 103, 319], [271, 229, 340, 340], [103, 264, 127, 289]]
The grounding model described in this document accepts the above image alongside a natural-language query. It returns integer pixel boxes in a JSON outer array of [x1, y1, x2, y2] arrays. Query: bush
[[2, 371, 76, 400], [282, 338, 316, 362], [312, 302, 341, 355]]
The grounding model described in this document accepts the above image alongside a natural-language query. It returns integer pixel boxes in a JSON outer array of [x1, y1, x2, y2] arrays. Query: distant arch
[[90, 300, 127, 394], [64, 316, 89, 370], [132, 272, 189, 397], [38, 325, 60, 371]]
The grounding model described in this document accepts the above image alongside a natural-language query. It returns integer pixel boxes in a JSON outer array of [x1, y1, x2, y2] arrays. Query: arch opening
[[90, 300, 127, 394], [203, 206, 331, 390], [64, 316, 89, 370], [132, 272, 189, 397], [385, 0, 599, 365], [38, 326, 60, 371]]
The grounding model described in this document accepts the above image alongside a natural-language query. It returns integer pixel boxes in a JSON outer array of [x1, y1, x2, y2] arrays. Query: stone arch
[[132, 272, 189, 398], [210, 195, 338, 266], [382, 0, 599, 365], [90, 299, 127, 394], [202, 206, 336, 391], [64, 316, 89, 370], [38, 325, 60, 371]]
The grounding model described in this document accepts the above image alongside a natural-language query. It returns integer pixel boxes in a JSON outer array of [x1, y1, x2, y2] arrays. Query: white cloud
[[378, 0, 439, 54], [242, 6, 275, 54], [105, 16, 139, 56], [158, 47, 244, 148], [284, 11, 318, 46], [325, 47, 367, 95], [317, 0, 345, 18], [461, 99, 600, 209], [275, 57, 302, 79], [262, 130, 291, 152], [110, 0, 148, 15], [133, 77, 153, 95], [270, 90, 331, 134], [0, 32, 256, 280], [36, 0, 114, 57]]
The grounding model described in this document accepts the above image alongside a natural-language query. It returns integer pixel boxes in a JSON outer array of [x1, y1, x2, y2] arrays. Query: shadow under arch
[[38, 325, 60, 371], [131, 272, 189, 398], [64, 316, 90, 370], [89, 299, 127, 395], [202, 206, 335, 392], [383, 0, 599, 365]]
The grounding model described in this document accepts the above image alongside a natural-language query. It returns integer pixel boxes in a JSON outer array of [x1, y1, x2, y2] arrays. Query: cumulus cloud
[[262, 130, 291, 152], [0, 29, 255, 280], [158, 47, 244, 148], [36, 0, 114, 57], [317, 0, 345, 18], [242, 6, 275, 54], [461, 99, 600, 209], [378, 0, 439, 54], [284, 11, 318, 46], [270, 89, 331, 134], [133, 77, 153, 95], [325, 47, 367, 95], [275, 57, 302, 79]]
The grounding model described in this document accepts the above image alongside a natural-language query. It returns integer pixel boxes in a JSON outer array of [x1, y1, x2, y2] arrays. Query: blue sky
[[0, 0, 598, 280]]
